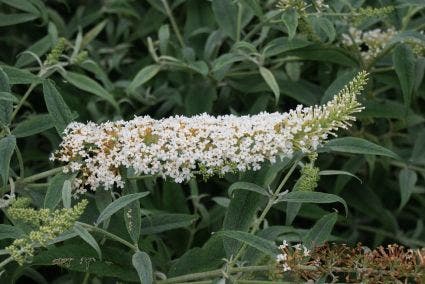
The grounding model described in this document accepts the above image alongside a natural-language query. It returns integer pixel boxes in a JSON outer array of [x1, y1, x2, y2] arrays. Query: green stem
[[161, 0, 185, 47], [0, 256, 14, 271], [158, 265, 269, 284], [10, 82, 38, 122], [77, 222, 139, 251], [236, 3, 243, 42], [232, 158, 301, 264], [19, 166, 64, 183], [15, 145, 25, 179]]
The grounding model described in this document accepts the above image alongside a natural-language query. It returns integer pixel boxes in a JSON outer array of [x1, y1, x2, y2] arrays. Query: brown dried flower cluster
[[275, 242, 425, 283]]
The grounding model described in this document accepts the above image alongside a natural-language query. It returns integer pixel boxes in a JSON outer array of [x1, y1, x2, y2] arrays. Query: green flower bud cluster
[[6, 199, 88, 265], [71, 51, 89, 65], [44, 37, 67, 66], [403, 38, 425, 57], [297, 164, 320, 191], [276, 0, 307, 13], [353, 6, 394, 25]]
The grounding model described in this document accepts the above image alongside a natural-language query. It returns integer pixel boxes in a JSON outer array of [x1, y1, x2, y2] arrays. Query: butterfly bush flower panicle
[[6, 199, 88, 265], [52, 72, 368, 194], [342, 27, 397, 63]]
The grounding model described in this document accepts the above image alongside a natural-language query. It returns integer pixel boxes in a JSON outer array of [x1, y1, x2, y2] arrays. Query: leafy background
[[0, 0, 424, 283]]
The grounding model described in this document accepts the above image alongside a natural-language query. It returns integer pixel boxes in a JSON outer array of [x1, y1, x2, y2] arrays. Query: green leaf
[[319, 170, 362, 183], [16, 35, 52, 67], [74, 223, 102, 260], [241, 0, 263, 18], [259, 66, 280, 103], [217, 230, 278, 257], [0, 13, 38, 27], [311, 17, 335, 42], [0, 136, 16, 189], [158, 24, 170, 55], [0, 224, 25, 240], [12, 114, 54, 137], [123, 180, 142, 244], [303, 212, 337, 248], [223, 191, 264, 258], [62, 71, 118, 109], [281, 9, 298, 40], [280, 191, 348, 216], [128, 64, 161, 92], [0, 64, 41, 85], [393, 44, 415, 107], [96, 192, 150, 225], [212, 0, 238, 40], [0, 92, 18, 103], [42, 80, 74, 135], [323, 137, 399, 159], [44, 173, 69, 209], [399, 168, 417, 210], [185, 82, 217, 115], [0, 67, 12, 125], [140, 213, 198, 235], [228, 182, 269, 197], [132, 251, 153, 284], [33, 244, 138, 282], [263, 37, 311, 57], [62, 180, 72, 208], [321, 70, 357, 104], [0, 0, 40, 15]]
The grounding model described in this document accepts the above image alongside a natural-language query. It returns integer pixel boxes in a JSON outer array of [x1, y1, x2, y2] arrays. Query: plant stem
[[232, 158, 301, 265], [158, 265, 269, 284], [19, 166, 64, 183], [11, 82, 38, 121], [161, 0, 185, 47], [236, 2, 243, 42], [0, 256, 14, 271], [77, 222, 139, 252]]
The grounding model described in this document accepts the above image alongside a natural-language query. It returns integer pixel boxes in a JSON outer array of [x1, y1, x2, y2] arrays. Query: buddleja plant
[[0, 0, 424, 283]]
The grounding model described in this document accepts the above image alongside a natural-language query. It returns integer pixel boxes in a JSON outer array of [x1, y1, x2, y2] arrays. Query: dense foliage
[[0, 0, 424, 283]]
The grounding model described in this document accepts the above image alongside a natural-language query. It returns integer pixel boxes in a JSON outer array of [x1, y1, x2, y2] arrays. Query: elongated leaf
[[74, 223, 102, 260], [96, 192, 150, 225], [217, 230, 278, 257], [0, 13, 38, 27], [212, 0, 238, 40], [399, 168, 417, 210], [44, 173, 69, 209], [62, 71, 118, 109], [0, 136, 16, 189], [281, 9, 298, 40], [263, 37, 312, 57], [0, 92, 18, 103], [321, 70, 357, 104], [323, 137, 399, 159], [280, 191, 348, 216], [303, 212, 337, 248], [132, 251, 153, 284], [259, 66, 280, 103], [228, 182, 269, 197], [62, 180, 72, 208], [319, 170, 362, 183], [12, 114, 54, 138], [128, 64, 161, 93], [42, 80, 74, 135], [0, 67, 12, 125], [0, 224, 25, 240], [223, 191, 263, 258], [16, 35, 51, 67], [140, 213, 197, 235], [0, 0, 40, 15], [0, 65, 41, 85], [393, 44, 415, 107]]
